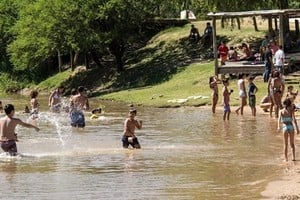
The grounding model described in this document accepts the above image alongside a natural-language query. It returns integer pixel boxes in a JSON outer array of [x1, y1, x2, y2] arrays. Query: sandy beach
[[261, 161, 300, 199], [259, 86, 300, 199], [210, 100, 300, 199]]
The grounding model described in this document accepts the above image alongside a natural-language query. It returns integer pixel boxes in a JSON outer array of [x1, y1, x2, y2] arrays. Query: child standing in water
[[248, 76, 258, 117], [122, 108, 142, 149], [0, 104, 40, 156], [235, 73, 247, 115], [222, 78, 233, 121], [278, 98, 299, 162], [209, 75, 221, 114]]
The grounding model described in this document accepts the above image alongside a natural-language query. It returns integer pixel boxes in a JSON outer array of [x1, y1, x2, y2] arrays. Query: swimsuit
[[0, 140, 17, 156], [224, 104, 230, 112], [70, 110, 85, 128], [122, 135, 141, 149], [249, 95, 256, 107], [281, 116, 294, 133], [239, 90, 246, 98]]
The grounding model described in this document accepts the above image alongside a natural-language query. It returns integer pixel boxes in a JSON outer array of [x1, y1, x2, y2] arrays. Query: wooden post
[[274, 17, 278, 31], [212, 17, 218, 76], [268, 16, 272, 32], [295, 20, 299, 37], [279, 14, 284, 48]]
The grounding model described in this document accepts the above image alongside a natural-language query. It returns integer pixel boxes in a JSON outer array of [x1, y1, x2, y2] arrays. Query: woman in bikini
[[209, 76, 221, 114], [48, 86, 65, 113], [269, 70, 285, 118], [278, 98, 299, 161]]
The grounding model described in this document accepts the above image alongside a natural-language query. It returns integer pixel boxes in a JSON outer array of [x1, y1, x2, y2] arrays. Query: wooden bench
[[218, 61, 265, 75], [218, 61, 290, 75]]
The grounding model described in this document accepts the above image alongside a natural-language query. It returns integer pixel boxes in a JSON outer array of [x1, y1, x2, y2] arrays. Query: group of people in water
[[0, 85, 143, 156], [209, 69, 299, 162]]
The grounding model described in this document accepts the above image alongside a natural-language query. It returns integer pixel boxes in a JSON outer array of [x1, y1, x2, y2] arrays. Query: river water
[[0, 95, 288, 199]]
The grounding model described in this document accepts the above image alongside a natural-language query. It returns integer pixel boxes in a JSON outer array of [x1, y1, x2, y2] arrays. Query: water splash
[[38, 111, 71, 146]]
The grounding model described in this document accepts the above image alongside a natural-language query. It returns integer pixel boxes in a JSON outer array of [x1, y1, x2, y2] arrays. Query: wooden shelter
[[207, 9, 300, 75]]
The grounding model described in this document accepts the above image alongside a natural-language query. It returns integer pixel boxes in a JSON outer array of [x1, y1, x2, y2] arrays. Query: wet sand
[[207, 103, 300, 199], [261, 161, 300, 199]]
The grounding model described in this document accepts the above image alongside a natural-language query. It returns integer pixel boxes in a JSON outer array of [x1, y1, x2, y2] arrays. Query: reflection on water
[[0, 95, 286, 199]]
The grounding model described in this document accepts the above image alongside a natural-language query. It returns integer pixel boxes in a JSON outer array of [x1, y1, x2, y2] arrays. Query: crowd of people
[[0, 86, 143, 156], [209, 69, 299, 162]]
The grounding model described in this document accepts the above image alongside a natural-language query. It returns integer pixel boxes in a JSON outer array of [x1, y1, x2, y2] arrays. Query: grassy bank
[[99, 61, 271, 108], [32, 19, 298, 108]]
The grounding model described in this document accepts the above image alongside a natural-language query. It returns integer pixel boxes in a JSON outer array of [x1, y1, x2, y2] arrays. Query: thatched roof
[[207, 9, 300, 18]]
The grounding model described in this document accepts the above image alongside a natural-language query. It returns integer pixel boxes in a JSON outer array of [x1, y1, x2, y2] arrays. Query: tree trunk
[[109, 39, 125, 71], [268, 16, 272, 32], [236, 17, 241, 30], [277, 0, 289, 9], [70, 51, 74, 70], [57, 49, 62, 73], [221, 17, 225, 29], [73, 52, 79, 71], [252, 16, 258, 32], [85, 52, 89, 69]]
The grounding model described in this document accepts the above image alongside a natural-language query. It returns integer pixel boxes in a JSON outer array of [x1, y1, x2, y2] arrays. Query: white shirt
[[274, 48, 285, 66]]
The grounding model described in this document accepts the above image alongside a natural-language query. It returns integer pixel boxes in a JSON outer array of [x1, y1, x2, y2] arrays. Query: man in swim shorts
[[70, 86, 89, 128], [0, 104, 40, 156]]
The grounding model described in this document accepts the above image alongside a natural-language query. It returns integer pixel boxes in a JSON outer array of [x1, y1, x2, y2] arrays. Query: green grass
[[100, 62, 214, 107], [37, 69, 72, 90], [99, 60, 275, 108], [26, 19, 298, 108]]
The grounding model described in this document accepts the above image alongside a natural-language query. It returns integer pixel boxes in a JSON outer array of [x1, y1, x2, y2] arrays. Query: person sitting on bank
[[238, 43, 251, 61], [228, 46, 238, 61], [203, 22, 213, 46], [189, 24, 200, 42]]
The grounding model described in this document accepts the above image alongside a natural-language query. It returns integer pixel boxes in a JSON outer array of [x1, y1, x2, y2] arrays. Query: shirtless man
[[0, 104, 40, 156], [70, 86, 89, 128], [122, 109, 142, 149]]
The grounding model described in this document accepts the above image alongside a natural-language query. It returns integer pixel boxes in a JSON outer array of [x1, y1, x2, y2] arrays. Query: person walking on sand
[[248, 75, 258, 117], [235, 73, 247, 115], [0, 104, 40, 156], [209, 75, 221, 114], [278, 98, 299, 162], [222, 78, 233, 121], [122, 108, 142, 149]]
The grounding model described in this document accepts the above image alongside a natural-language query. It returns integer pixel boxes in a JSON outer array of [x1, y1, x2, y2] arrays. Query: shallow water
[[0, 95, 288, 199]]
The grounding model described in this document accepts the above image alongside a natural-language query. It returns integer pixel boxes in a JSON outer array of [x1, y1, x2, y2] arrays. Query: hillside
[[36, 19, 277, 107]]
